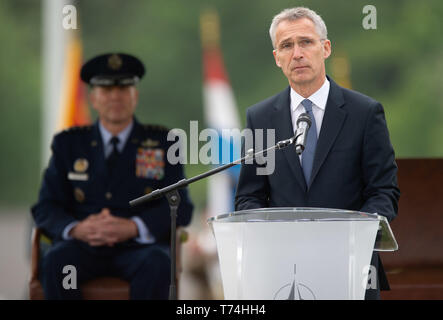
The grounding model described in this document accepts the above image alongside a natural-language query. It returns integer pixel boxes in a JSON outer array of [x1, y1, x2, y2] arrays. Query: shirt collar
[[98, 120, 134, 149], [290, 78, 330, 112]]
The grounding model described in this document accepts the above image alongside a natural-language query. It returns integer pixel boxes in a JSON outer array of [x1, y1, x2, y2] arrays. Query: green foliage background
[[1, 0, 442, 211]]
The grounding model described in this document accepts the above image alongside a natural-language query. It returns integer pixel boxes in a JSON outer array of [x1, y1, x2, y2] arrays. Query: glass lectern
[[208, 207, 397, 300]]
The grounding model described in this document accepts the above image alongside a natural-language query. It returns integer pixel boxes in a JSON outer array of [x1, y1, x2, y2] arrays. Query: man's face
[[89, 85, 138, 126], [273, 18, 331, 89]]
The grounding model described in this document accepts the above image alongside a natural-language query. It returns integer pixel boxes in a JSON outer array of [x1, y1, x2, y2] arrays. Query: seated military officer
[[31, 53, 194, 299]]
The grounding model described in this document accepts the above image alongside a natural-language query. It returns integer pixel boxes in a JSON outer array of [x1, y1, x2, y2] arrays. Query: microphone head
[[297, 112, 312, 127]]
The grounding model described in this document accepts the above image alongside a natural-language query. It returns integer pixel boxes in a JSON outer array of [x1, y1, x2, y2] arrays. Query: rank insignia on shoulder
[[136, 148, 165, 180], [64, 125, 92, 133], [141, 138, 160, 148]]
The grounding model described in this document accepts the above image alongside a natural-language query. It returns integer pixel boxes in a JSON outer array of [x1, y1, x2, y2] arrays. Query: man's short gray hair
[[269, 7, 328, 49]]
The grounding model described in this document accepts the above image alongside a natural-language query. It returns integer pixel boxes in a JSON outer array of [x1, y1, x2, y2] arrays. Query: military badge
[[108, 54, 122, 70], [141, 138, 160, 148], [74, 188, 85, 203], [136, 148, 165, 180], [74, 158, 89, 172]]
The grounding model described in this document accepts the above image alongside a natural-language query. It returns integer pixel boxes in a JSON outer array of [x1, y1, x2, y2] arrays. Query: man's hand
[[94, 209, 139, 246], [69, 208, 139, 247], [69, 212, 105, 246]]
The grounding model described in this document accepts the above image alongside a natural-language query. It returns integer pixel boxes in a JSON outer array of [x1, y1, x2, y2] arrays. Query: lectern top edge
[[207, 207, 379, 223], [207, 207, 398, 252]]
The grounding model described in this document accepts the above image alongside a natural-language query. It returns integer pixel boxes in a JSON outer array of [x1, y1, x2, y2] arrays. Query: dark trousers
[[365, 282, 381, 300], [364, 252, 388, 300], [40, 240, 171, 300]]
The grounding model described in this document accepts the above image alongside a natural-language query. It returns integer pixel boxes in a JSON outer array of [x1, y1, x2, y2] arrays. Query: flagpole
[[42, 0, 70, 168]]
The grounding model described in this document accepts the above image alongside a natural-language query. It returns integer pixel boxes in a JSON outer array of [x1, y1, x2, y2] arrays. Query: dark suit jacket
[[32, 118, 193, 245], [235, 77, 400, 291]]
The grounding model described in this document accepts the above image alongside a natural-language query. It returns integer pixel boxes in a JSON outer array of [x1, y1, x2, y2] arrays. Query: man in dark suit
[[31, 53, 193, 299], [235, 7, 400, 299]]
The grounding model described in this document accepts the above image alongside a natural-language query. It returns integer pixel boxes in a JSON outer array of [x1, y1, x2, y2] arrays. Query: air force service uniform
[[31, 53, 193, 299]]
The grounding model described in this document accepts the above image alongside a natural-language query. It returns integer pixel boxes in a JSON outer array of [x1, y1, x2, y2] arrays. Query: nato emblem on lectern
[[274, 264, 316, 300]]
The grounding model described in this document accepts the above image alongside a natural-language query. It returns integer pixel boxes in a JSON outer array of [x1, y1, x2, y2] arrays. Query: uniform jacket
[[32, 118, 193, 245]]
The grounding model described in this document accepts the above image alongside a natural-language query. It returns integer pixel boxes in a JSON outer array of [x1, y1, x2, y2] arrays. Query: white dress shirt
[[99, 120, 133, 157], [290, 78, 330, 161]]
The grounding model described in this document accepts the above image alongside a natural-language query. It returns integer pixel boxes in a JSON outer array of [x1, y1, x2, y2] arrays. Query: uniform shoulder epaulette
[[143, 124, 169, 132], [62, 125, 93, 134]]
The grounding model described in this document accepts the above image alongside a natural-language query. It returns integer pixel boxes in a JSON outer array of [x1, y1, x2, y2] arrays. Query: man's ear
[[323, 39, 332, 59], [273, 49, 282, 68]]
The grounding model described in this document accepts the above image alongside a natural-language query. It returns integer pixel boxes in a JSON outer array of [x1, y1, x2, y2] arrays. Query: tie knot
[[110, 136, 120, 147], [301, 99, 313, 112]]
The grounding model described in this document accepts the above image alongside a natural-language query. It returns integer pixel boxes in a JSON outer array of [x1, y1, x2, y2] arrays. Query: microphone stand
[[129, 134, 301, 300]]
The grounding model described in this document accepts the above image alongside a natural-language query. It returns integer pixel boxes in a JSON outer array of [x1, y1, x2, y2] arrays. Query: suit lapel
[[271, 87, 307, 191], [309, 78, 347, 189]]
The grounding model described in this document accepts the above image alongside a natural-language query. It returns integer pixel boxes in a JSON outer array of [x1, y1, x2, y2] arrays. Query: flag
[[42, 0, 90, 167], [57, 34, 90, 130], [200, 9, 241, 217]]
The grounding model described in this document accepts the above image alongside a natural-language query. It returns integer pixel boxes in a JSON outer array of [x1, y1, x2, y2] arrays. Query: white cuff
[[131, 216, 156, 244], [62, 221, 79, 240]]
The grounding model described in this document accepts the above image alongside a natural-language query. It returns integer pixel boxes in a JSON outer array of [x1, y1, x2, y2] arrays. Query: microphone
[[295, 113, 312, 155]]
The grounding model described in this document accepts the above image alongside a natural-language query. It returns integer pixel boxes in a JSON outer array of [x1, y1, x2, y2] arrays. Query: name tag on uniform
[[68, 172, 89, 181]]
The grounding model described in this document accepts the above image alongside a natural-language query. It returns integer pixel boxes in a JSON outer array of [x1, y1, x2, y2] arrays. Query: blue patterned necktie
[[301, 99, 317, 185]]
